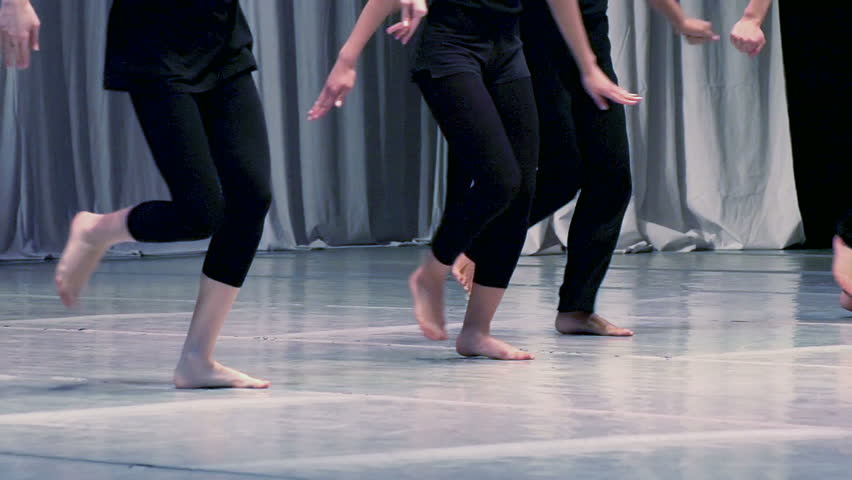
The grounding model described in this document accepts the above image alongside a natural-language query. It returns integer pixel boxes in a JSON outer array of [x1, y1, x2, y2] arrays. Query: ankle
[[178, 350, 214, 367], [557, 311, 593, 321]]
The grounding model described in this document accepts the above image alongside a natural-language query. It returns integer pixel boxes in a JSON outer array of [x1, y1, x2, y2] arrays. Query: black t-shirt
[[521, 0, 607, 18], [444, 0, 523, 14], [104, 0, 257, 93]]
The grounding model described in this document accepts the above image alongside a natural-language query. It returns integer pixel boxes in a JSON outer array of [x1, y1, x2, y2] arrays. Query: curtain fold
[[0, 0, 801, 261]]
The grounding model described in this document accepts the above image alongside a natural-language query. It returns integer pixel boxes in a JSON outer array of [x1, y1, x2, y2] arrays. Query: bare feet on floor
[[456, 331, 535, 360], [555, 311, 634, 336], [452, 254, 475, 294], [174, 353, 270, 389], [55, 212, 111, 307], [409, 266, 449, 340], [833, 236, 852, 311]]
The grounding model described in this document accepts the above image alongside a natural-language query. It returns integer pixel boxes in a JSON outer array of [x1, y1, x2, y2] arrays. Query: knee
[[182, 195, 226, 240], [240, 184, 273, 220], [485, 170, 522, 211]]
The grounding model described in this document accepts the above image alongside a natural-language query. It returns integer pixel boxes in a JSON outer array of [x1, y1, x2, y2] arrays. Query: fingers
[[16, 36, 30, 69], [307, 86, 337, 121], [590, 91, 609, 111], [31, 22, 40, 51], [605, 86, 642, 107], [4, 35, 16, 68], [400, 0, 412, 27]]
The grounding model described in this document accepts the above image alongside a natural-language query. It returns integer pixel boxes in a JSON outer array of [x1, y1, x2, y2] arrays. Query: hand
[[730, 18, 766, 57], [0, 0, 41, 69], [677, 17, 720, 45], [308, 57, 357, 120], [581, 67, 642, 111], [386, 0, 428, 45]]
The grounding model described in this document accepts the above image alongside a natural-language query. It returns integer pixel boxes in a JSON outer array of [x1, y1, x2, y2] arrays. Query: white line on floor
[[205, 427, 852, 472], [325, 304, 413, 311], [681, 344, 852, 358], [0, 388, 805, 431]]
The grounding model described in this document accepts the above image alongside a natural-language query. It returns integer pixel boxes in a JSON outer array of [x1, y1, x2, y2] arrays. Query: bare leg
[[452, 253, 475, 294], [55, 208, 135, 307], [456, 284, 535, 360], [173, 275, 270, 389], [555, 311, 634, 336], [834, 236, 852, 311], [409, 252, 450, 341]]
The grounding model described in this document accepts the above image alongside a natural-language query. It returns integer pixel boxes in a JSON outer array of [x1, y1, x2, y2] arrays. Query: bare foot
[[456, 331, 535, 360], [174, 354, 270, 389], [555, 312, 634, 336], [452, 254, 475, 294], [841, 291, 852, 312], [833, 236, 852, 298], [55, 212, 111, 307], [409, 267, 449, 340]]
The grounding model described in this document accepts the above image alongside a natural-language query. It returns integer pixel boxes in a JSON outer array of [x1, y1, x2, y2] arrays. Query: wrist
[[337, 46, 359, 68], [577, 55, 598, 76], [741, 9, 765, 25]]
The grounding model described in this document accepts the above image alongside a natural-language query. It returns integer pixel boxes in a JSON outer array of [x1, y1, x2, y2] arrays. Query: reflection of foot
[[841, 291, 852, 312], [174, 354, 270, 389], [55, 212, 110, 307], [833, 236, 852, 298], [409, 267, 448, 340], [452, 254, 475, 294], [555, 312, 634, 336], [456, 332, 535, 360]]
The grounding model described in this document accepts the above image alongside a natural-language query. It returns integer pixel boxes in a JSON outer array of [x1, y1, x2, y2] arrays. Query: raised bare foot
[[174, 354, 270, 389], [452, 254, 475, 294], [409, 266, 449, 340], [456, 331, 535, 360], [555, 312, 634, 336], [55, 212, 111, 307], [833, 236, 852, 299]]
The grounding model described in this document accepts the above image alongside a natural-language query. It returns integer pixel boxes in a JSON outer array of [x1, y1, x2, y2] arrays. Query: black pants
[[840, 209, 852, 247], [420, 73, 539, 289], [126, 73, 272, 288]]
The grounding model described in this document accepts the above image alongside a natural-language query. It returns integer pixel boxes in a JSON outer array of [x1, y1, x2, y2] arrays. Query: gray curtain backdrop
[[524, 0, 802, 255], [0, 0, 801, 261]]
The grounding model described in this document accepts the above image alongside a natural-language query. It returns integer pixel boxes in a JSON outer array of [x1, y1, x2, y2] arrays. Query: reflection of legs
[[457, 77, 538, 360], [172, 73, 273, 389], [411, 72, 525, 342], [834, 209, 852, 310]]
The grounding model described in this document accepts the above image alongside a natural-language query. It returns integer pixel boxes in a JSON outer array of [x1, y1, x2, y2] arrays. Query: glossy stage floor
[[1, 247, 851, 479]]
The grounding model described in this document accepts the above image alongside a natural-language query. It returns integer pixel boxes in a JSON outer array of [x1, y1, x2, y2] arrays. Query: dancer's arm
[[545, 0, 641, 110], [0, 0, 40, 69], [731, 0, 772, 57], [647, 0, 720, 44], [308, 0, 427, 120]]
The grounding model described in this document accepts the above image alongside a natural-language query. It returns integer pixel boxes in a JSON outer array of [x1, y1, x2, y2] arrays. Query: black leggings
[[126, 73, 272, 288], [419, 73, 539, 289], [522, 10, 631, 312], [840, 209, 852, 247]]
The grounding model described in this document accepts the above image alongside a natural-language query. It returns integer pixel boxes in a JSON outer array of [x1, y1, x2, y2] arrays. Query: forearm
[[338, 0, 399, 65], [646, 0, 686, 29], [742, 0, 772, 25], [545, 0, 597, 75]]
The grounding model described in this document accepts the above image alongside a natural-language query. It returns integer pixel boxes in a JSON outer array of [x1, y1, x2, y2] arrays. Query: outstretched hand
[[308, 57, 357, 121], [581, 67, 642, 111], [678, 17, 720, 45]]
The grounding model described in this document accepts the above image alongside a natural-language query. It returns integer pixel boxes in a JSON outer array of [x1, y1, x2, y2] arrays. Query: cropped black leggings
[[418, 73, 539, 289], [126, 72, 272, 288]]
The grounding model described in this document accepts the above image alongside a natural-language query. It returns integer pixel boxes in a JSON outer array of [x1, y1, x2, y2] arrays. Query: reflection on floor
[[1, 247, 851, 479]]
